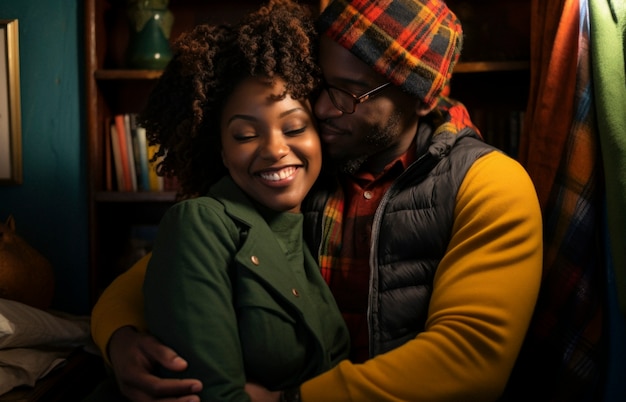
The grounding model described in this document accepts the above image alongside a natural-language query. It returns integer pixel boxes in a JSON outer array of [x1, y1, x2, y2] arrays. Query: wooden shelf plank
[[94, 69, 163, 80], [95, 191, 177, 203], [454, 60, 529, 73], [94, 60, 530, 81]]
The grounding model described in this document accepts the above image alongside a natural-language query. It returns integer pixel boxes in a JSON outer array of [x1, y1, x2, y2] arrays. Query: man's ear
[[415, 100, 433, 117]]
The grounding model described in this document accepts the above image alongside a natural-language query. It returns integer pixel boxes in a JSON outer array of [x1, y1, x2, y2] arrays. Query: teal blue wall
[[0, 1, 88, 314]]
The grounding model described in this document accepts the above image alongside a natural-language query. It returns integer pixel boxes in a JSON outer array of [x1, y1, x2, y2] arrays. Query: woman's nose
[[259, 134, 289, 160]]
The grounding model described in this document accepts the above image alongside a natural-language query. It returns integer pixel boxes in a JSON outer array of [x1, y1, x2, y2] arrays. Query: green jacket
[[144, 177, 350, 402]]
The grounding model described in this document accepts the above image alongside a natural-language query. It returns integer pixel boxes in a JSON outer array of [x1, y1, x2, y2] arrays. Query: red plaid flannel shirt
[[328, 145, 416, 362]]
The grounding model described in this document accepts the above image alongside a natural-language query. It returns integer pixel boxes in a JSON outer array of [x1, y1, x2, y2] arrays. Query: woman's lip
[[255, 165, 300, 179], [257, 164, 295, 173], [255, 166, 300, 187]]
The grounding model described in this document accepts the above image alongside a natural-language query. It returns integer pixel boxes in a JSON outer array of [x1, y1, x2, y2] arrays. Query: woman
[[89, 1, 349, 401]]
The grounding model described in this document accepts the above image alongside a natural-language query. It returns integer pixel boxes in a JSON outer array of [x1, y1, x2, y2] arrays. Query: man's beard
[[338, 112, 403, 175]]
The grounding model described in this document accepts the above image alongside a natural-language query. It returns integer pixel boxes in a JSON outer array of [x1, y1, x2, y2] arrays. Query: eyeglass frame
[[321, 80, 392, 114]]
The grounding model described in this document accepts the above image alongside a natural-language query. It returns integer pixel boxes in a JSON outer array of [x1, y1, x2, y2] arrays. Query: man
[[91, 0, 543, 400]]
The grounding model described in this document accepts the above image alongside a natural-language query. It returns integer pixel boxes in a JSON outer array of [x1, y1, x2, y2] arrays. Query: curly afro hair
[[139, 0, 320, 199]]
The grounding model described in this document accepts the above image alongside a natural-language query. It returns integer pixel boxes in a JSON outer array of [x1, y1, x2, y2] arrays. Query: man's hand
[[108, 326, 203, 402]]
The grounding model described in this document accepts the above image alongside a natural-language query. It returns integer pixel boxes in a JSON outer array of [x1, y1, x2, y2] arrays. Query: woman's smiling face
[[220, 76, 321, 213]]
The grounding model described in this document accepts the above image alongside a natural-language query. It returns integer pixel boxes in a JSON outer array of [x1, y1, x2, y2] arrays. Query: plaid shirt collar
[[347, 138, 418, 187]]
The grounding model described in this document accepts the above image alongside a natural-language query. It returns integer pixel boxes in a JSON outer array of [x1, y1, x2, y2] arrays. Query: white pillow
[[0, 298, 91, 349]]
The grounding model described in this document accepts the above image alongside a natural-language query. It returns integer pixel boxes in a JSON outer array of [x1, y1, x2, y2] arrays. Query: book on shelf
[[113, 114, 134, 191], [147, 142, 164, 191], [123, 114, 138, 191], [469, 107, 524, 159], [109, 122, 126, 191], [508, 110, 524, 160], [129, 113, 151, 191]]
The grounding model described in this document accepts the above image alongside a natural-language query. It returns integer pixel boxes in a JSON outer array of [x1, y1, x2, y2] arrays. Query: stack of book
[[469, 108, 524, 159], [104, 113, 178, 192]]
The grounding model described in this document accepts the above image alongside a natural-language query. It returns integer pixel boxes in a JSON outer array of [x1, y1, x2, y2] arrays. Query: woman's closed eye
[[233, 131, 258, 141], [284, 125, 308, 136]]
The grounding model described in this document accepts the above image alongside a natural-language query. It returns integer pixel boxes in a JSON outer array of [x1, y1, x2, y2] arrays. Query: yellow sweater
[[91, 151, 543, 401]]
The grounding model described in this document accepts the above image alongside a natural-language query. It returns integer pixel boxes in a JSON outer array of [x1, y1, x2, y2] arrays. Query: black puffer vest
[[303, 122, 499, 357]]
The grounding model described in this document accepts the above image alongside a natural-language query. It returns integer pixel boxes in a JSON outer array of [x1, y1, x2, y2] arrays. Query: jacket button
[[251, 256, 259, 265], [291, 288, 300, 297], [363, 191, 373, 200]]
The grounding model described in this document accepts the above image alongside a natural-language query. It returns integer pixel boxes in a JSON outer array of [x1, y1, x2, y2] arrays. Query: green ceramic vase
[[125, 0, 174, 69]]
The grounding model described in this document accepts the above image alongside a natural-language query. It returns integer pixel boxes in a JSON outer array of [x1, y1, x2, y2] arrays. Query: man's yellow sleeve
[[90, 253, 151, 364]]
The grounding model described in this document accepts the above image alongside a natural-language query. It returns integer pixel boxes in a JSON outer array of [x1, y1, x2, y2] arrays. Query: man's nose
[[314, 88, 343, 120]]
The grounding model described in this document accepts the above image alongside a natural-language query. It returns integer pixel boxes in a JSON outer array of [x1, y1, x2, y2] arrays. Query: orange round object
[[0, 215, 55, 310]]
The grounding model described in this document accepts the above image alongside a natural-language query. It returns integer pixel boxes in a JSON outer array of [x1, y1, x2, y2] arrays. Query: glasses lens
[[327, 87, 355, 114]]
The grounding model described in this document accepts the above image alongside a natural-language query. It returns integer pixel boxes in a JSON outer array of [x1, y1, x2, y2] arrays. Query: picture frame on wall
[[0, 19, 21, 185]]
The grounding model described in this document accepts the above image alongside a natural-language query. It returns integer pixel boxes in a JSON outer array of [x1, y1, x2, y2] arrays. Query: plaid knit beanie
[[318, 0, 463, 108]]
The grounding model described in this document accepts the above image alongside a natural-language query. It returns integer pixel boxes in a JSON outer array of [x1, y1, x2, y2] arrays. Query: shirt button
[[291, 288, 300, 297], [364, 191, 373, 200], [251, 256, 259, 265]]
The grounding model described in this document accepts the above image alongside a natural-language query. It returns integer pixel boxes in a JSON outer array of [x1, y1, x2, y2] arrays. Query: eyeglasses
[[321, 81, 392, 114]]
